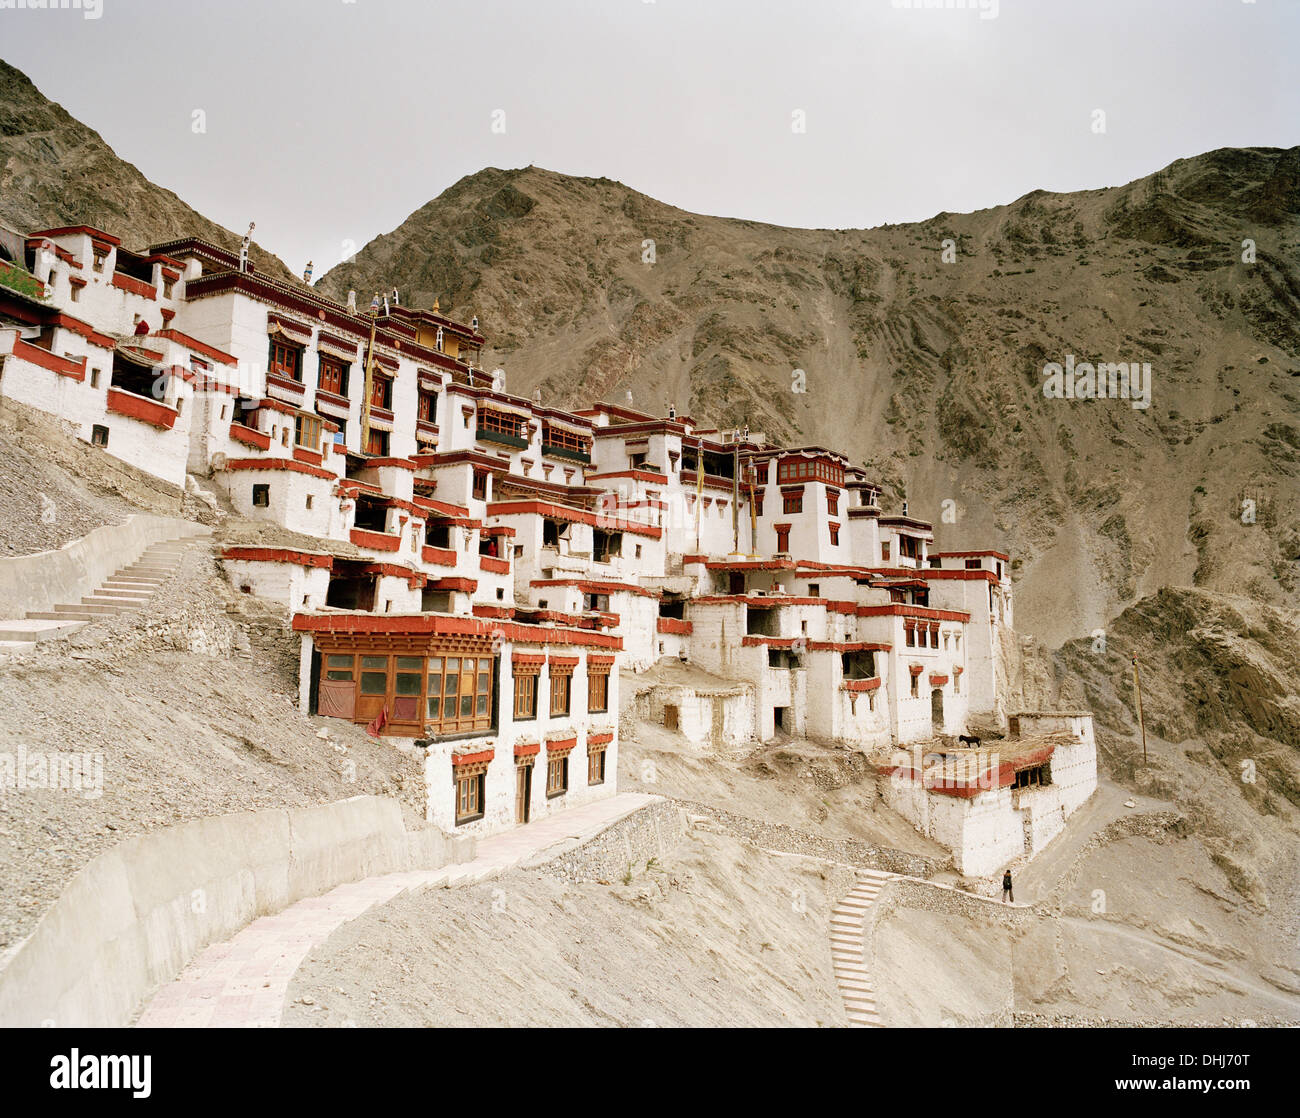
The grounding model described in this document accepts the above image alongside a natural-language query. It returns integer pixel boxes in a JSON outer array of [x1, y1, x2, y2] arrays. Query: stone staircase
[[0, 538, 199, 648], [829, 868, 895, 1028]]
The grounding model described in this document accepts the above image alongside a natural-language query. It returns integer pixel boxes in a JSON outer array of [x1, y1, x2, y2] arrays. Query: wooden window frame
[[782, 491, 803, 515], [588, 746, 607, 786], [478, 408, 526, 439], [587, 668, 609, 713], [513, 668, 539, 721], [418, 389, 436, 423], [269, 340, 302, 382], [295, 412, 322, 451], [541, 422, 590, 455], [319, 356, 348, 396], [454, 769, 486, 824], [546, 754, 569, 798], [549, 668, 572, 717], [424, 653, 496, 736]]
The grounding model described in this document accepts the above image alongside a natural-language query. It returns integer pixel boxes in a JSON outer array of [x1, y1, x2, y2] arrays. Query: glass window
[[360, 671, 387, 695]]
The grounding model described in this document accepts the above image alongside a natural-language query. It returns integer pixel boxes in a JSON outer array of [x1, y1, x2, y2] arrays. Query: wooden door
[[515, 764, 532, 824], [355, 654, 389, 725]]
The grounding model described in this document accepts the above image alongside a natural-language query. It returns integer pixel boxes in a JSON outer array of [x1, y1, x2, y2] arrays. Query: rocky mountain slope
[[319, 153, 1300, 646], [0, 60, 294, 282]]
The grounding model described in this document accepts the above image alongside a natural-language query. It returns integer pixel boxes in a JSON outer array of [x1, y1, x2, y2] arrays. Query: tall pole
[[732, 432, 740, 554], [694, 437, 704, 553], [1132, 654, 1148, 769], [748, 458, 758, 556], [360, 294, 379, 454]]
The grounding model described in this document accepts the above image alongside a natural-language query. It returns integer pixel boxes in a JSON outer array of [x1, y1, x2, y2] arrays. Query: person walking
[[1001, 869, 1014, 904]]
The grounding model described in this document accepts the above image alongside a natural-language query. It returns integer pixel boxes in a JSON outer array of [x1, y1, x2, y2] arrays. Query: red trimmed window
[[514, 664, 539, 720], [365, 428, 389, 456], [588, 666, 610, 713], [319, 356, 348, 395], [418, 389, 436, 423], [478, 408, 526, 439], [472, 469, 488, 501], [269, 341, 301, 382], [829, 521, 840, 547], [455, 768, 485, 823], [294, 412, 322, 451], [782, 491, 802, 515], [588, 746, 607, 785], [369, 374, 391, 410], [882, 542, 891, 561], [827, 489, 839, 516], [753, 489, 764, 517], [546, 754, 569, 797], [776, 525, 790, 553], [549, 667, 572, 717]]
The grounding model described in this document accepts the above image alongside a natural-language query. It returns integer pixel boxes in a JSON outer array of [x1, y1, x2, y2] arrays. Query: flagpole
[[694, 437, 704, 553], [360, 293, 379, 453], [731, 431, 740, 554]]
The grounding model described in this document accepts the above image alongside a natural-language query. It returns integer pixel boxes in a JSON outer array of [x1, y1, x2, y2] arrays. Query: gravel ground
[[0, 539, 426, 954], [0, 429, 135, 556], [283, 829, 855, 1028]]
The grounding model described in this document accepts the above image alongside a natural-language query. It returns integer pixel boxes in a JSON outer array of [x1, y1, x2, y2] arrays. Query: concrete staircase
[[0, 538, 199, 648], [829, 868, 895, 1028]]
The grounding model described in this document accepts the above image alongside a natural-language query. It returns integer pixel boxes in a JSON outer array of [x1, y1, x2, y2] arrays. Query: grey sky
[[3, 0, 1296, 276]]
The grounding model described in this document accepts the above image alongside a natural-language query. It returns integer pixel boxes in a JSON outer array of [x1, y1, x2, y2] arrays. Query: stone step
[[53, 602, 132, 616], [81, 598, 145, 611], [123, 564, 179, 574], [85, 590, 152, 602], [27, 611, 99, 621], [0, 619, 88, 642]]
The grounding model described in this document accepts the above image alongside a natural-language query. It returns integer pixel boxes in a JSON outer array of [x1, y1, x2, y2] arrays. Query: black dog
[[958, 734, 981, 747]]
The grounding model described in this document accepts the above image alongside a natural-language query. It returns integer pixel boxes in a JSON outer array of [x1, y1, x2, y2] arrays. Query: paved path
[[136, 793, 656, 1028]]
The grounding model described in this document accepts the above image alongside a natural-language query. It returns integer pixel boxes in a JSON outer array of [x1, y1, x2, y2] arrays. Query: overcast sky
[[3, 0, 1297, 274]]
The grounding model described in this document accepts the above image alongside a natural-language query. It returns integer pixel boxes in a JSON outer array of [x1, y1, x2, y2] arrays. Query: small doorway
[[663, 703, 679, 731], [773, 706, 788, 733], [515, 763, 532, 824], [931, 687, 944, 731]]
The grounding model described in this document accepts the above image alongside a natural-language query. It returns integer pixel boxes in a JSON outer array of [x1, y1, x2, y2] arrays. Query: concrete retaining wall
[[0, 795, 474, 1028], [0, 513, 210, 617]]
